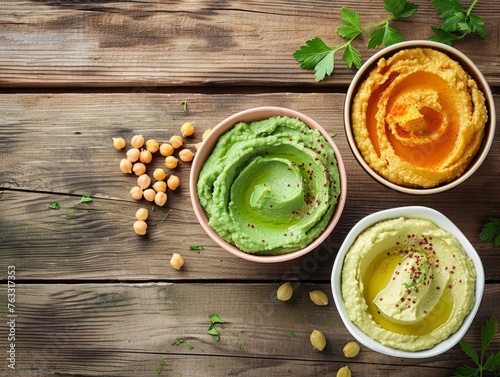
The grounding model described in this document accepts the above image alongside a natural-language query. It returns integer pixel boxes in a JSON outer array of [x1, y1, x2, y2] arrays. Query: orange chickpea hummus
[[351, 48, 488, 188]]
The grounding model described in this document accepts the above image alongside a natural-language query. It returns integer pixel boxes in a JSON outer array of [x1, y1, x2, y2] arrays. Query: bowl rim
[[331, 205, 485, 358], [189, 106, 347, 263], [344, 40, 496, 195]]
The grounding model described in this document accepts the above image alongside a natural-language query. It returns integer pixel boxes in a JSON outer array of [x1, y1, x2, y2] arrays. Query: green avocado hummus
[[197, 116, 341, 255]]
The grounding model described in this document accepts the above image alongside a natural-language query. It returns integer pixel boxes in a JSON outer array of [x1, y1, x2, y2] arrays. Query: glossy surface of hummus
[[351, 48, 487, 188], [341, 217, 476, 351], [197, 116, 341, 255]]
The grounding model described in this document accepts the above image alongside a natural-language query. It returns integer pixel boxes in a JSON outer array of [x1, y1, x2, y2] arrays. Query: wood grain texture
[[0, 93, 499, 281], [0, 0, 499, 87], [1, 283, 498, 376]]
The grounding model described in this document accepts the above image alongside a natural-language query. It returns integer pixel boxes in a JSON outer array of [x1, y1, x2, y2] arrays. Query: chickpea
[[310, 330, 326, 351], [143, 188, 156, 202], [202, 128, 212, 141], [276, 282, 293, 301], [132, 162, 146, 176], [120, 158, 132, 174], [194, 142, 202, 151], [130, 186, 143, 200], [145, 139, 159, 153], [179, 148, 195, 162], [133, 220, 147, 236], [336, 366, 351, 377], [137, 174, 151, 190], [152, 180, 167, 193], [181, 122, 195, 137], [169, 135, 183, 149], [170, 253, 185, 270], [139, 149, 153, 164], [154, 191, 167, 207], [126, 148, 140, 162], [113, 137, 126, 150], [167, 175, 180, 190], [343, 341, 360, 358], [159, 143, 174, 157], [309, 290, 329, 306], [153, 168, 167, 181], [165, 156, 178, 170], [131, 134, 145, 149], [135, 208, 149, 221]]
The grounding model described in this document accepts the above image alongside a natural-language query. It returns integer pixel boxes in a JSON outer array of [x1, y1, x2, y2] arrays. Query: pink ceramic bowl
[[189, 106, 347, 263]]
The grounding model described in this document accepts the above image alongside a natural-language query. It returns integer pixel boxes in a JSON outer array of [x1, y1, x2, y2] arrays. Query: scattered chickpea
[[170, 253, 185, 270], [113, 137, 126, 150], [276, 282, 293, 301], [202, 128, 212, 141], [309, 290, 329, 306], [133, 220, 147, 236], [135, 208, 149, 221], [179, 148, 195, 162], [137, 174, 151, 190], [310, 330, 326, 351], [120, 158, 132, 174], [132, 162, 146, 176], [181, 122, 195, 137], [153, 168, 167, 181], [194, 142, 202, 150], [126, 148, 140, 162], [336, 366, 351, 377], [165, 156, 179, 169], [154, 191, 167, 207], [130, 186, 143, 200], [169, 135, 183, 149], [159, 143, 174, 157], [152, 180, 167, 193], [143, 188, 156, 202], [342, 341, 360, 358], [131, 134, 145, 149], [167, 175, 180, 190], [145, 139, 159, 153], [139, 149, 153, 164]]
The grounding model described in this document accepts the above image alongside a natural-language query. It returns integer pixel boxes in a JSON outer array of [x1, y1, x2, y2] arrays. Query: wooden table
[[1, 1, 499, 376]]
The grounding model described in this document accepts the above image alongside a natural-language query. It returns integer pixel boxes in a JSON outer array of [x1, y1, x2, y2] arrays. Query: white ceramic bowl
[[331, 206, 484, 358], [189, 106, 347, 263], [344, 40, 496, 194]]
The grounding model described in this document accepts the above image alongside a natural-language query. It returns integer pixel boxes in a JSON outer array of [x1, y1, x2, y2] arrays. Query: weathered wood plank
[[0, 0, 498, 87], [1, 93, 499, 281], [2, 283, 499, 376]]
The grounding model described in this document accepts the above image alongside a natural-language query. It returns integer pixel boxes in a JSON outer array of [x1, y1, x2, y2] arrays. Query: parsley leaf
[[430, 0, 485, 45], [479, 218, 500, 248], [48, 202, 60, 209], [453, 317, 499, 376], [293, 0, 418, 81], [208, 314, 224, 341], [80, 194, 92, 203], [190, 245, 204, 253]]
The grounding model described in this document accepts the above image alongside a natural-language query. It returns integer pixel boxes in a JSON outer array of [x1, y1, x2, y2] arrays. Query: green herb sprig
[[430, 0, 486, 46], [453, 316, 500, 377], [293, 0, 418, 82], [480, 218, 500, 248], [208, 314, 224, 341]]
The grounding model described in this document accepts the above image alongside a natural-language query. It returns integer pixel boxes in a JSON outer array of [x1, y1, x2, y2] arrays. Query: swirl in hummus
[[341, 217, 476, 351], [351, 48, 488, 188], [197, 116, 341, 255]]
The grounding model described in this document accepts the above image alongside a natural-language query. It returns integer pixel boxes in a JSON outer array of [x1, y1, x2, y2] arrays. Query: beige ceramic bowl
[[189, 106, 347, 263], [331, 206, 484, 358], [344, 40, 496, 194]]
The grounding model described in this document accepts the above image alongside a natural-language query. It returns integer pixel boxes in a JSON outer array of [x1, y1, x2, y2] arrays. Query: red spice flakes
[[424, 311, 428, 315], [261, 240, 265, 243], [436, 286, 440, 290], [379, 297, 383, 301], [448, 284, 452, 289]]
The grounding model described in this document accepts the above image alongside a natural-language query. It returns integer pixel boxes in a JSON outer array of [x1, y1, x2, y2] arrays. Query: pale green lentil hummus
[[197, 116, 341, 255]]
